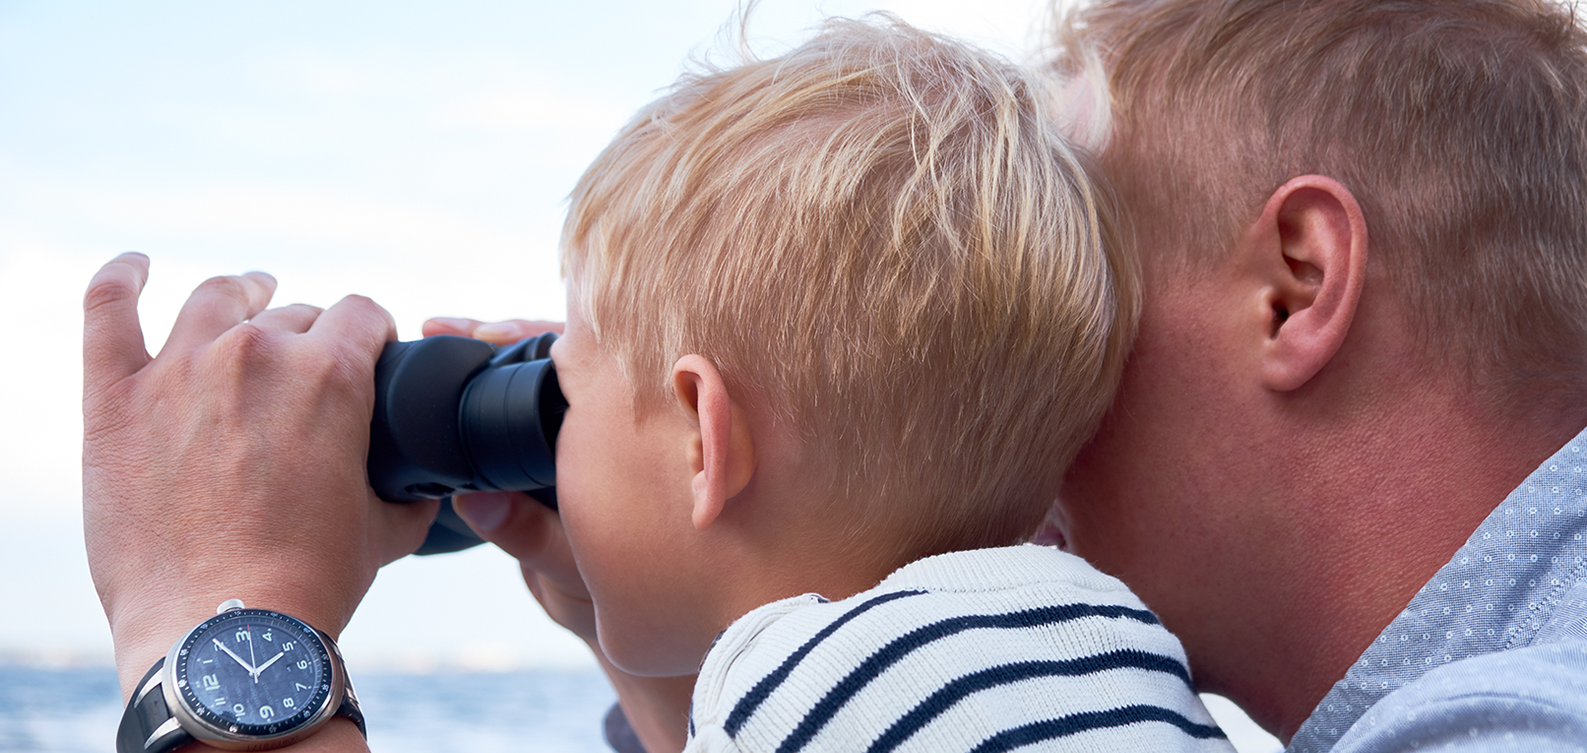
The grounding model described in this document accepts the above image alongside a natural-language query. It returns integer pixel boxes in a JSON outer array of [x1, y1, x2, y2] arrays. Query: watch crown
[[216, 599, 246, 614]]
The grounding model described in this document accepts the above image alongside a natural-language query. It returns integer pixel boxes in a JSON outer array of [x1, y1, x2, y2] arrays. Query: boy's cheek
[[561, 493, 715, 678]]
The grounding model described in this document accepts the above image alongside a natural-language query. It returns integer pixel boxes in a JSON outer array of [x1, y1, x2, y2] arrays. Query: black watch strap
[[116, 658, 192, 753], [335, 670, 367, 737]]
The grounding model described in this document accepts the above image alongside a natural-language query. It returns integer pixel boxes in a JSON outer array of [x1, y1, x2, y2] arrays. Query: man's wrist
[[162, 717, 369, 753], [116, 599, 365, 753], [108, 587, 355, 700], [110, 600, 215, 701]]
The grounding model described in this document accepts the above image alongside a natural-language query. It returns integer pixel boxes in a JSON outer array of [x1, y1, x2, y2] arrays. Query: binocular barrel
[[368, 333, 566, 555]]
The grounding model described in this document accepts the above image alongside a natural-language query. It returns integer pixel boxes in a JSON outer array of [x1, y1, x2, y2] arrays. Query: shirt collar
[[1288, 426, 1587, 752]]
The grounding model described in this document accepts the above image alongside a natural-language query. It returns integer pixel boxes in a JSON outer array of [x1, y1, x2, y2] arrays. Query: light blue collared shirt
[[1289, 427, 1587, 752]]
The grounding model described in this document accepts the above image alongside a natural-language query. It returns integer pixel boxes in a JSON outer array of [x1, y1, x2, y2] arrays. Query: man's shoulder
[[1331, 640, 1587, 753], [687, 546, 1232, 752]]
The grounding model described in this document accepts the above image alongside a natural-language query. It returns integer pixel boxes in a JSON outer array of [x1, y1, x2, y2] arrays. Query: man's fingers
[[310, 295, 397, 350], [421, 317, 566, 345], [164, 271, 278, 354], [472, 319, 565, 345], [248, 304, 324, 335], [421, 317, 482, 338], [83, 252, 152, 385]]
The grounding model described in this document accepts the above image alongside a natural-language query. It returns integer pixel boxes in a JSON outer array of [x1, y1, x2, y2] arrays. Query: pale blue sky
[[0, 0, 1049, 669]]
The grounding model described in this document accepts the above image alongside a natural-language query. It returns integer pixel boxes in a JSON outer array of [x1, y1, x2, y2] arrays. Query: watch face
[[171, 608, 336, 738]]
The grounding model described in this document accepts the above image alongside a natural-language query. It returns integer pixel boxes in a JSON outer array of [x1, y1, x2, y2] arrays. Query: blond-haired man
[[1029, 0, 1587, 750]]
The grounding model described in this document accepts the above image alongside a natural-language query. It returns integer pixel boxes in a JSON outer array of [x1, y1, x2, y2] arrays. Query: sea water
[[0, 665, 1282, 753], [0, 665, 617, 752]]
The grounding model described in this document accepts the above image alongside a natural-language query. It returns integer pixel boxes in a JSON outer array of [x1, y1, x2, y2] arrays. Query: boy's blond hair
[[562, 16, 1136, 553], [1050, 0, 1587, 413]]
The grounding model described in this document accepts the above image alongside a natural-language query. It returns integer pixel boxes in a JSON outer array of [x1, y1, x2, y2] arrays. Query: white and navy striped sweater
[[685, 545, 1234, 752]]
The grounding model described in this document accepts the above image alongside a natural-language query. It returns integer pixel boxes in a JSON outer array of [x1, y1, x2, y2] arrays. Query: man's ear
[[672, 355, 755, 530], [1244, 175, 1369, 392]]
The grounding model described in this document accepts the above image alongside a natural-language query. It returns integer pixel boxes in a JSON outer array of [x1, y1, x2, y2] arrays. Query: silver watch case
[[143, 605, 351, 751]]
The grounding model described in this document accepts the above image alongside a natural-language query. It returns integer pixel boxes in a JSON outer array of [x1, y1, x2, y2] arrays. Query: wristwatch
[[117, 600, 365, 752]]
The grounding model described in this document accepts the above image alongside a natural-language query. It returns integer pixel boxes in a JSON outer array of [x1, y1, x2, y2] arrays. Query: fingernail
[[454, 492, 512, 532], [430, 317, 473, 331], [472, 322, 519, 343]]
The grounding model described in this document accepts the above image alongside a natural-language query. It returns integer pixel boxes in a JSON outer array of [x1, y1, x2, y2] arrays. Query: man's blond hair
[[1051, 0, 1587, 410], [562, 16, 1137, 552]]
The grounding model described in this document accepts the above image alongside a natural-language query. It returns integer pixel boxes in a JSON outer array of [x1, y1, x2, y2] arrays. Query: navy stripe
[[969, 704, 1228, 752], [770, 602, 1163, 753], [723, 590, 926, 736], [866, 649, 1196, 753]]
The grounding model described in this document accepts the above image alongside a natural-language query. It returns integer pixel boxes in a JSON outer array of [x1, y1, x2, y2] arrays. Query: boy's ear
[[1243, 175, 1369, 392], [672, 355, 755, 530]]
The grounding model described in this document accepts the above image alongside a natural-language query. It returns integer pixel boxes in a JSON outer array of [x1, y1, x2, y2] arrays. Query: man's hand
[[426, 316, 696, 753], [83, 253, 439, 704]]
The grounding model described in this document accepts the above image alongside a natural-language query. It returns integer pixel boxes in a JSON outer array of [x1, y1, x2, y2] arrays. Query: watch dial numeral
[[181, 611, 332, 731]]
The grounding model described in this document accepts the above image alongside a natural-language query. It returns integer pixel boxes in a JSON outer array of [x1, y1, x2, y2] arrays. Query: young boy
[[548, 17, 1233, 752]]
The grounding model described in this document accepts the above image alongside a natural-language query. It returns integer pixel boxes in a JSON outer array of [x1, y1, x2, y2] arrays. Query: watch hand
[[213, 638, 256, 673], [255, 651, 286, 675], [247, 625, 258, 679]]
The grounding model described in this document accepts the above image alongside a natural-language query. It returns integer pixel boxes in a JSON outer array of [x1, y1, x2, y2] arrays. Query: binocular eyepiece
[[368, 334, 566, 555]]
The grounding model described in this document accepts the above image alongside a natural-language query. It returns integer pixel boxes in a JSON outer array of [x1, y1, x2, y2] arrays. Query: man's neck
[[1223, 391, 1587, 741]]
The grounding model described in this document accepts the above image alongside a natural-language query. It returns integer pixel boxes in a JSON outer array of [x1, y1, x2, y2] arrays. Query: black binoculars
[[368, 334, 566, 555]]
